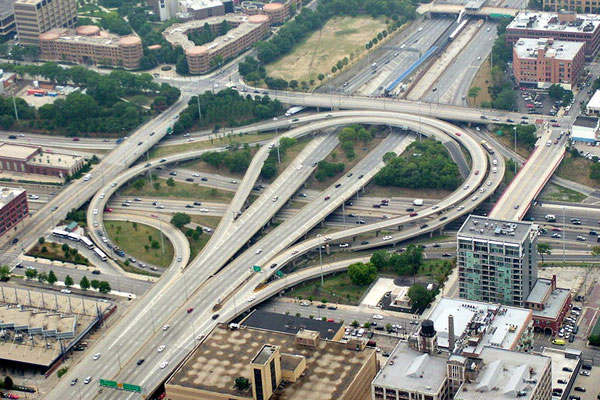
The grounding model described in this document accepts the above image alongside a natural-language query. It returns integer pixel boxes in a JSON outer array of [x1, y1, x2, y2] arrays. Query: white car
[[93, 208, 98, 215], [487, 180, 493, 186], [192, 173, 200, 177], [93, 353, 101, 360], [94, 221, 99, 227], [339, 243, 349, 248], [296, 165, 303, 170], [300, 301, 310, 306], [230, 179, 237, 184], [382, 235, 392, 241], [247, 296, 256, 302], [99, 193, 105, 199], [157, 345, 166, 352], [291, 250, 299, 255], [471, 195, 479, 201], [457, 205, 465, 211], [162, 324, 170, 331], [60, 289, 72, 294], [28, 195, 39, 200], [159, 361, 169, 369], [373, 314, 384, 320], [272, 196, 278, 202], [83, 377, 92, 384], [479, 188, 486, 193], [463, 185, 469, 190], [201, 208, 209, 213], [111, 182, 117, 187], [101, 236, 108, 243], [255, 249, 262, 254]]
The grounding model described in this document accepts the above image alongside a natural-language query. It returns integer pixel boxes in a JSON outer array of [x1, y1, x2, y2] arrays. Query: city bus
[[93, 247, 107, 261], [52, 229, 69, 239], [80, 236, 94, 250]]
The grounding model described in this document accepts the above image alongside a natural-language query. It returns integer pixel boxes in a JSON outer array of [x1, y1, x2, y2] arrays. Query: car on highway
[[552, 233, 561, 238], [463, 185, 469, 190], [157, 345, 166, 352], [347, 173, 353, 177], [200, 208, 209, 213], [92, 270, 101, 275], [186, 178, 194, 182], [339, 243, 349, 248], [474, 170, 479, 175], [300, 301, 310, 306], [177, 256, 183, 262], [272, 196, 278, 202], [71, 378, 78, 386], [111, 182, 117, 187], [83, 377, 92, 384], [60, 289, 71, 294], [324, 196, 331, 200], [574, 387, 586, 392], [255, 249, 262, 254], [247, 296, 256, 302], [291, 250, 299, 255], [358, 174, 364, 179], [212, 314, 219, 320], [93, 209, 98, 215], [576, 236, 586, 241], [382, 235, 392, 241], [580, 370, 590, 376], [373, 314, 384, 320], [137, 359, 145, 366], [162, 324, 170, 331], [159, 361, 169, 369], [409, 212, 418, 217], [93, 353, 101, 360], [186, 308, 194, 314], [442, 253, 452, 257], [471, 196, 478, 201], [335, 183, 341, 188]]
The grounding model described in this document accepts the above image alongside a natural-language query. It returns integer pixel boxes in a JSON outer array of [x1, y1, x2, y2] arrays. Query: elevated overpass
[[417, 3, 519, 18], [490, 126, 566, 220]]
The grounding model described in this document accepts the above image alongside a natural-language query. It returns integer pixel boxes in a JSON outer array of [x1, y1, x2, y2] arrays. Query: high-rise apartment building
[[0, 0, 17, 39], [457, 215, 538, 307], [13, 0, 77, 46]]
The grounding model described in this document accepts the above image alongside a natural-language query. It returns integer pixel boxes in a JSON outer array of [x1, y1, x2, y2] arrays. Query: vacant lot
[[266, 16, 386, 84], [150, 132, 276, 158], [468, 56, 493, 106], [556, 153, 598, 188], [105, 221, 174, 268], [284, 272, 370, 305]]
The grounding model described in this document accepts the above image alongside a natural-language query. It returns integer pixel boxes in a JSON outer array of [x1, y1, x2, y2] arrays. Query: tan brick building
[[39, 26, 143, 69], [13, 0, 77, 46], [513, 37, 584, 90], [163, 14, 270, 74]]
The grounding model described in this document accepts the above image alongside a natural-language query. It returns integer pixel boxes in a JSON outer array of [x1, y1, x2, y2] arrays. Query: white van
[[83, 174, 92, 181], [546, 140, 552, 147], [492, 159, 498, 166], [492, 167, 497, 173]]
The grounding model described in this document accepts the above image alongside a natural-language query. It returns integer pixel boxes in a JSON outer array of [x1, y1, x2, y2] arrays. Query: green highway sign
[[100, 379, 118, 388], [275, 270, 284, 277], [253, 265, 261, 272], [123, 383, 142, 393]]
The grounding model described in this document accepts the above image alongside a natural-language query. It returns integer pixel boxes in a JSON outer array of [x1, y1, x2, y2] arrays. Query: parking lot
[[568, 366, 599, 400]]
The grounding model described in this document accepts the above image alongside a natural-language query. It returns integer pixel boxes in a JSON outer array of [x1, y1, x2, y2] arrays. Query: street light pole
[[318, 244, 324, 287], [562, 206, 566, 264], [513, 126, 517, 175]]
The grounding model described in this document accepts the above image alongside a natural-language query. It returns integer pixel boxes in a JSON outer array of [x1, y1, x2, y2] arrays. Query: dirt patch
[[468, 55, 493, 106], [556, 152, 598, 188], [266, 16, 386, 85]]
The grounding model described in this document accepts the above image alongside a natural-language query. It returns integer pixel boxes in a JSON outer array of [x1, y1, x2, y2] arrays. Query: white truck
[[545, 214, 556, 222], [413, 199, 424, 206], [285, 106, 305, 117]]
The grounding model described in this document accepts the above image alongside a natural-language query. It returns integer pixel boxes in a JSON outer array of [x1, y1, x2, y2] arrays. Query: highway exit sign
[[253, 265, 261, 272]]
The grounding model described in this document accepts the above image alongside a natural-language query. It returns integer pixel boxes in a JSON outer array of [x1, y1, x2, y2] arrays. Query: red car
[[409, 212, 418, 217], [327, 318, 334, 322], [187, 308, 194, 313], [552, 123, 560, 127], [104, 208, 113, 212], [474, 170, 479, 175], [455, 132, 461, 136], [72, 137, 80, 141], [552, 227, 562, 232]]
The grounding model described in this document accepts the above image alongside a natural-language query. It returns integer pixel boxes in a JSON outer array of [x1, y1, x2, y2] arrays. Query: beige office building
[[163, 14, 270, 74], [39, 26, 143, 69], [13, 0, 77, 46]]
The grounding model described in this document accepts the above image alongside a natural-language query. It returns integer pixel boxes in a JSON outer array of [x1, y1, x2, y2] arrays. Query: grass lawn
[[592, 317, 600, 337], [468, 56, 493, 106], [284, 272, 370, 305], [105, 221, 174, 268], [150, 132, 276, 158], [266, 16, 386, 85], [556, 152, 598, 188], [190, 215, 222, 229], [27, 242, 90, 266], [306, 137, 383, 191], [542, 183, 586, 203], [362, 183, 452, 200], [180, 228, 210, 261], [121, 178, 234, 202], [490, 126, 533, 159]]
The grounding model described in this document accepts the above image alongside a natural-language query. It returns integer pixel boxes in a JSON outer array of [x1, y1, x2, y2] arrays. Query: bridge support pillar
[[325, 244, 330, 255], [292, 259, 297, 267], [397, 225, 403, 231], [439, 227, 444, 235], [320, 220, 325, 228], [352, 236, 357, 242], [429, 232, 433, 238], [375, 230, 380, 237]]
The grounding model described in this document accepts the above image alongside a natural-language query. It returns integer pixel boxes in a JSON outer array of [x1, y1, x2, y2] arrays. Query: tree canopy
[[347, 262, 377, 285], [374, 140, 461, 190], [171, 212, 191, 228]]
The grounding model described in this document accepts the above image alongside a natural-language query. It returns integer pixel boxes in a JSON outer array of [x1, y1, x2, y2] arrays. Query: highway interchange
[[0, 9, 597, 400]]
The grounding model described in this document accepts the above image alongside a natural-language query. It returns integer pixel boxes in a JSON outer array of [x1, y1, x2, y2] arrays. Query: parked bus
[[80, 236, 94, 250], [52, 229, 70, 239], [66, 232, 80, 242], [93, 247, 107, 261]]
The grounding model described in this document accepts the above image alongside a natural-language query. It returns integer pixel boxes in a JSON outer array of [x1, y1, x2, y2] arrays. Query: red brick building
[[525, 275, 571, 335], [513, 37, 584, 90], [0, 143, 85, 179], [0, 187, 28, 237]]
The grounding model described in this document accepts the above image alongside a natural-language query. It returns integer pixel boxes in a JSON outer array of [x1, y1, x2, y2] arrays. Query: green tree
[[57, 367, 69, 378], [64, 275, 74, 287], [234, 377, 250, 391], [407, 284, 433, 312], [318, 73, 325, 81], [370, 250, 390, 270], [98, 281, 111, 293], [347, 262, 377, 285], [3, 376, 13, 390], [171, 212, 191, 228], [38, 237, 45, 245], [80, 276, 90, 290], [363, 322, 371, 329], [38, 272, 48, 283], [62, 243, 69, 252], [47, 270, 58, 285], [351, 320, 360, 328], [167, 177, 176, 187], [537, 242, 552, 263], [91, 279, 100, 290], [0, 266, 9, 280], [25, 268, 38, 280], [590, 163, 600, 181], [132, 178, 146, 190], [468, 86, 481, 104]]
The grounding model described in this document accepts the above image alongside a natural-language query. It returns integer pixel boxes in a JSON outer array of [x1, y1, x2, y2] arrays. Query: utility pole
[[12, 86, 19, 121], [197, 95, 202, 121]]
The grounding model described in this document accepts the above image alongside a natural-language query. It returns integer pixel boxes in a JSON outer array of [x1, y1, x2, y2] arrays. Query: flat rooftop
[[0, 143, 38, 160], [167, 326, 375, 400], [163, 14, 264, 51], [28, 150, 83, 170], [514, 38, 583, 60], [372, 341, 447, 394], [428, 297, 532, 353], [458, 215, 534, 244], [455, 347, 550, 400], [587, 90, 600, 110], [0, 287, 111, 367], [0, 0, 15, 19], [508, 11, 600, 34], [0, 187, 23, 209], [542, 347, 581, 390], [179, 0, 223, 10], [527, 278, 570, 320], [573, 115, 599, 128], [242, 310, 343, 340]]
